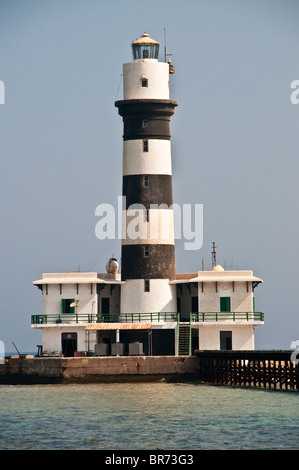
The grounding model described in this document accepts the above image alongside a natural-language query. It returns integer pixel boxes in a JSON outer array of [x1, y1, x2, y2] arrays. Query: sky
[[0, 0, 298, 353]]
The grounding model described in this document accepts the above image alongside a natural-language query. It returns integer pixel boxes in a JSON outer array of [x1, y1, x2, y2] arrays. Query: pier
[[0, 351, 297, 390], [196, 350, 298, 391]]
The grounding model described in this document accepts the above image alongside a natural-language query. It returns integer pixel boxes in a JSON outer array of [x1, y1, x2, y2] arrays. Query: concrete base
[[0, 355, 199, 384]]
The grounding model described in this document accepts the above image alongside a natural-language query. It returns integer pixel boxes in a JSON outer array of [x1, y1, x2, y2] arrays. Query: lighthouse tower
[[115, 33, 178, 314]]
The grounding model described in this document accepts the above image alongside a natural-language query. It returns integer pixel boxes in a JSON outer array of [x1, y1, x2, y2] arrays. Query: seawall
[[0, 355, 199, 384], [0, 351, 297, 390]]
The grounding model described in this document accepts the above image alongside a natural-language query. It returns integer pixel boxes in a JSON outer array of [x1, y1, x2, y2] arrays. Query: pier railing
[[31, 312, 179, 325], [196, 350, 298, 391], [191, 312, 264, 322]]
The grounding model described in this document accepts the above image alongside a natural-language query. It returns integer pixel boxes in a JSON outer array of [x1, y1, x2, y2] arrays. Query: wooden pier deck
[[196, 350, 298, 391]]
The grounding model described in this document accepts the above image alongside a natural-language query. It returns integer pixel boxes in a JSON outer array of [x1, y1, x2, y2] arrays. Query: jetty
[[0, 350, 297, 391]]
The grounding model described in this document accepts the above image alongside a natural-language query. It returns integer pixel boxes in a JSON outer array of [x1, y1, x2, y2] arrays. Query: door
[[61, 333, 77, 357], [220, 331, 232, 350], [101, 298, 110, 314], [191, 296, 198, 313]]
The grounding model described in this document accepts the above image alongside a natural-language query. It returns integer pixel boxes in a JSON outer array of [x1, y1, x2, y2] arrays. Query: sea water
[[0, 382, 298, 450]]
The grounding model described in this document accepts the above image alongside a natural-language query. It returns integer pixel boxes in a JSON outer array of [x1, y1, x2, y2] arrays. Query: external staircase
[[178, 322, 191, 356]]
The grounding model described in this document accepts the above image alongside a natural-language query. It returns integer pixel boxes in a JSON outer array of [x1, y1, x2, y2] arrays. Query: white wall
[[123, 61, 169, 100], [123, 139, 172, 176], [122, 208, 174, 245], [42, 283, 98, 315], [42, 326, 88, 353], [199, 281, 253, 312], [197, 324, 255, 350], [121, 279, 177, 315]]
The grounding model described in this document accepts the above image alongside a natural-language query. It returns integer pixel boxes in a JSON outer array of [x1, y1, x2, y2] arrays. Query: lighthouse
[[115, 33, 178, 314], [31, 32, 264, 357]]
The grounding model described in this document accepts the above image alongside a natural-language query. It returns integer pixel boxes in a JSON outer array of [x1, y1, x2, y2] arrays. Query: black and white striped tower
[[115, 33, 178, 314]]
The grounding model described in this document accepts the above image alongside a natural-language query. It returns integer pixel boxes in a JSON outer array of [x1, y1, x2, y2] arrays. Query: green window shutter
[[69, 299, 75, 314], [220, 297, 231, 312], [61, 299, 75, 314]]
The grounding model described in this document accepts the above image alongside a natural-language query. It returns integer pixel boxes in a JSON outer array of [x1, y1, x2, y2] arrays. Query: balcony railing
[[31, 311, 264, 326], [191, 312, 264, 322], [31, 312, 179, 325]]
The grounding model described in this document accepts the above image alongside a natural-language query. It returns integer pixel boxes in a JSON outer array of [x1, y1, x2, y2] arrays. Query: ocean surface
[[0, 382, 298, 450]]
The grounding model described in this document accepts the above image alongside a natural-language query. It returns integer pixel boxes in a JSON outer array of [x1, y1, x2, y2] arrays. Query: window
[[141, 78, 148, 87], [144, 279, 150, 292], [220, 331, 232, 350], [61, 299, 75, 314], [142, 119, 148, 128], [143, 139, 149, 152], [220, 297, 231, 312], [144, 245, 149, 257], [144, 175, 149, 187]]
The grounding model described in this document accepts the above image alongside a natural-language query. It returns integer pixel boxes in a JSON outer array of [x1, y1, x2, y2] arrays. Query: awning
[[85, 323, 152, 330]]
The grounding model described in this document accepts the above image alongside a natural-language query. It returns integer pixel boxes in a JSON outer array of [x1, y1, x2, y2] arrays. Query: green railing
[[31, 312, 179, 325], [191, 312, 264, 322]]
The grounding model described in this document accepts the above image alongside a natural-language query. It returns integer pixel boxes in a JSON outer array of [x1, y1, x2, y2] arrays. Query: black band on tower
[[115, 99, 178, 141], [121, 244, 176, 280], [123, 175, 173, 209]]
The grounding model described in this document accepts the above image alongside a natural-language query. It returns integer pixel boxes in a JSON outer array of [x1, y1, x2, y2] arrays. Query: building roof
[[170, 269, 263, 284], [132, 33, 160, 45], [32, 272, 124, 287]]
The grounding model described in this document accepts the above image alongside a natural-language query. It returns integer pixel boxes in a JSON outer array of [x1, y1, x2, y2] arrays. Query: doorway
[[101, 298, 110, 314], [220, 331, 232, 350], [61, 332, 77, 357]]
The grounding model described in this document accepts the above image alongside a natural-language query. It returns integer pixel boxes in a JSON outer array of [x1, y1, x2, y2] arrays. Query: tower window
[[144, 176, 149, 187], [144, 279, 150, 292], [142, 120, 148, 128], [143, 139, 149, 152], [141, 78, 148, 87], [144, 245, 149, 257]]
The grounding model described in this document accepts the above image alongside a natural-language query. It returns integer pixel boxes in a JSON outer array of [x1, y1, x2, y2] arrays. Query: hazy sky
[[0, 0, 298, 353]]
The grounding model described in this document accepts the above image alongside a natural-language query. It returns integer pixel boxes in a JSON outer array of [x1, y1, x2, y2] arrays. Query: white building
[[31, 33, 264, 357]]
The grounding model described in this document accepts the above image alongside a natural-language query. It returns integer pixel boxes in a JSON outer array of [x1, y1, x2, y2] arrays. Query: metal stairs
[[178, 322, 191, 356]]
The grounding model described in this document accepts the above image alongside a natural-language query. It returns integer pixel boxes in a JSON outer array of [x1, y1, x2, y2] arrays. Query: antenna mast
[[212, 242, 217, 268], [164, 28, 174, 66]]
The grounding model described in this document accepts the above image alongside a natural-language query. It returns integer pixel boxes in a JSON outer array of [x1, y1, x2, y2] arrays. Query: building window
[[142, 119, 148, 128], [141, 78, 148, 87], [144, 279, 150, 292], [144, 245, 149, 257], [143, 139, 149, 152], [144, 175, 149, 187], [220, 297, 231, 312], [220, 331, 232, 350], [61, 299, 75, 314]]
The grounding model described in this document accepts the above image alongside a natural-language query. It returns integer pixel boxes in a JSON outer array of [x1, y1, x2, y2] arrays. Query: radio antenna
[[164, 28, 173, 62]]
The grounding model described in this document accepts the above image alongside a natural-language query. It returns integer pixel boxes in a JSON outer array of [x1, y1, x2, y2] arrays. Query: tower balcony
[[191, 312, 264, 324], [31, 311, 264, 327], [31, 312, 179, 326]]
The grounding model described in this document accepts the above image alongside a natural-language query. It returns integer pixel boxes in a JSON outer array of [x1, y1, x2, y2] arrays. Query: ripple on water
[[0, 383, 298, 449]]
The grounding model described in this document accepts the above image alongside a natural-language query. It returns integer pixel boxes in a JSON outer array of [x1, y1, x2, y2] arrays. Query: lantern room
[[132, 33, 160, 60]]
